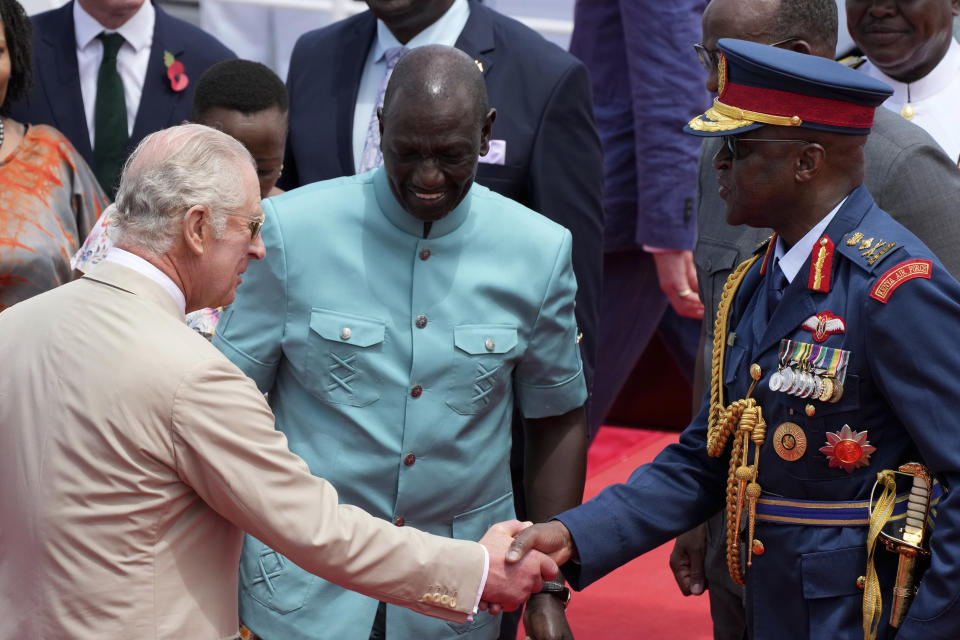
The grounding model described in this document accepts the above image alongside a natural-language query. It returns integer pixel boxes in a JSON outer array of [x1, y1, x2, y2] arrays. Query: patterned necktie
[[94, 32, 129, 199], [357, 46, 409, 174], [768, 260, 789, 317]]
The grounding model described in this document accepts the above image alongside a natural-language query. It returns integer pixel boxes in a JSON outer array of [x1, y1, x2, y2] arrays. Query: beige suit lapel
[[83, 260, 186, 323]]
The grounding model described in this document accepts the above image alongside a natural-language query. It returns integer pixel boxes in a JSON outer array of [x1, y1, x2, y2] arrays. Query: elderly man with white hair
[[0, 123, 557, 640]]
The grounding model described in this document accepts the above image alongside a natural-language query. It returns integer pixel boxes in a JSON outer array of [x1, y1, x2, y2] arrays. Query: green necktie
[[94, 32, 128, 199]]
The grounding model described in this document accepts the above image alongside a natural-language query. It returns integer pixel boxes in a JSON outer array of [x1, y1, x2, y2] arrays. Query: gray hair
[[112, 123, 255, 256]]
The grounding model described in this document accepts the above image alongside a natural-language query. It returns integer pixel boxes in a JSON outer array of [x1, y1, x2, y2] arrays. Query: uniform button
[[432, 591, 442, 602], [404, 453, 416, 466], [339, 327, 352, 340], [394, 516, 405, 527], [415, 314, 428, 329], [484, 337, 495, 351], [805, 404, 816, 417], [410, 384, 422, 398], [419, 248, 431, 261], [423, 593, 434, 603], [448, 597, 458, 609], [439, 594, 451, 605]]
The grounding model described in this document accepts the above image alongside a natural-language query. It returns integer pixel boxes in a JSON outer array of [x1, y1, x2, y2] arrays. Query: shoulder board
[[837, 55, 866, 70], [870, 259, 932, 303], [835, 230, 904, 272]]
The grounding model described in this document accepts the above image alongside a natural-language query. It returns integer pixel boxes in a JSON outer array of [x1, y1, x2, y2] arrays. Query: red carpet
[[519, 426, 713, 639]]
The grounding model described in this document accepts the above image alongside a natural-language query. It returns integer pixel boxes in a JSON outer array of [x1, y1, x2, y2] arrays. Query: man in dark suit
[[569, 0, 709, 441], [280, 0, 603, 396], [11, 0, 235, 197]]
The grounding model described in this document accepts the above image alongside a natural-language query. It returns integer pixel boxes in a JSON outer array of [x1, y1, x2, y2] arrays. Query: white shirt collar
[[774, 197, 847, 283], [861, 39, 960, 104], [74, 0, 154, 53], [103, 247, 186, 315], [372, 0, 469, 59]]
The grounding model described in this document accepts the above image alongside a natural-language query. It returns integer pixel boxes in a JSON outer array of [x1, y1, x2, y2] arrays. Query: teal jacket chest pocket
[[307, 308, 385, 407], [446, 324, 518, 416]]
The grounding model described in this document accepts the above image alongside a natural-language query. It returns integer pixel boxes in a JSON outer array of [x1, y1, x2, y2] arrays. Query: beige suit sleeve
[[168, 357, 485, 623]]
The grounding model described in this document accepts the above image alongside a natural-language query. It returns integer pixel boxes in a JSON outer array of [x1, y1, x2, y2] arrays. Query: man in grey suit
[[667, 0, 960, 638], [0, 124, 557, 639]]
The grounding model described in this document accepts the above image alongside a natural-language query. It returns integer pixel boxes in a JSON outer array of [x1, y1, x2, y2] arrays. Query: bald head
[[382, 45, 489, 128], [701, 0, 839, 91], [376, 45, 496, 223]]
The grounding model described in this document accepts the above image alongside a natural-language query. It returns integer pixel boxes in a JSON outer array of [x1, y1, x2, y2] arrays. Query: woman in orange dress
[[0, 0, 108, 311]]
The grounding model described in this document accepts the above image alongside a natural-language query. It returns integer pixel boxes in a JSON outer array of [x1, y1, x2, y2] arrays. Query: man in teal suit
[[213, 46, 587, 640]]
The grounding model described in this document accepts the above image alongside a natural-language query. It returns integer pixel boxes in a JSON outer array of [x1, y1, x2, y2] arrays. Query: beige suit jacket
[[0, 261, 484, 639]]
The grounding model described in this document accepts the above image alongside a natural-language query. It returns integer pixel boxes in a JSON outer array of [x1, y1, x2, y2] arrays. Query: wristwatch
[[538, 578, 572, 608]]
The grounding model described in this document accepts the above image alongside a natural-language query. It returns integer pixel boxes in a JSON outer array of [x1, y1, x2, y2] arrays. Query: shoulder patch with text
[[869, 259, 932, 303]]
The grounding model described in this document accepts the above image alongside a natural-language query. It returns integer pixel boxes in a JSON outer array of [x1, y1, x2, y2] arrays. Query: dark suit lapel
[[335, 14, 376, 175], [455, 1, 495, 77], [130, 5, 184, 148], [38, 2, 92, 163]]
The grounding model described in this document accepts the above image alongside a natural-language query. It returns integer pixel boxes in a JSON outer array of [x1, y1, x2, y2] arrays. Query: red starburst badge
[[820, 424, 876, 472]]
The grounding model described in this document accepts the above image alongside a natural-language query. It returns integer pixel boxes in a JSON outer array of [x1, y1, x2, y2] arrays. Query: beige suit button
[[448, 597, 458, 608], [340, 327, 352, 340]]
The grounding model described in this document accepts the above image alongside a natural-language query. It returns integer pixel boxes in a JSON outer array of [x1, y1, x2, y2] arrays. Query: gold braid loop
[[705, 253, 763, 587]]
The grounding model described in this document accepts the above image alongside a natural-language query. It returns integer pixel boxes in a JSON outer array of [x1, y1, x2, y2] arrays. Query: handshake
[[476, 519, 575, 614]]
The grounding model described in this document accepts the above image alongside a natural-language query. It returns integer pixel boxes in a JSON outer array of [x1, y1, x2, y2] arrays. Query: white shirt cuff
[[469, 544, 490, 620]]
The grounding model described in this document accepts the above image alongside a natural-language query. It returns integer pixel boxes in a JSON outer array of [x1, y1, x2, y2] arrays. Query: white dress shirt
[[860, 39, 960, 164], [774, 197, 846, 283], [351, 0, 470, 170], [103, 246, 186, 316], [74, 0, 155, 148]]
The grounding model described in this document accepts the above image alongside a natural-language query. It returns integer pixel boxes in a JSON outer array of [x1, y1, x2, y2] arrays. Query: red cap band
[[721, 82, 877, 130]]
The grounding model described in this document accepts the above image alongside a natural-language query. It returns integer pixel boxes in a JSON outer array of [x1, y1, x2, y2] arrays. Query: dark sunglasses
[[722, 136, 811, 160]]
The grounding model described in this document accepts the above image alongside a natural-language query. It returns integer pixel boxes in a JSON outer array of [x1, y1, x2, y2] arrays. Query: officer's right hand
[[669, 523, 708, 596]]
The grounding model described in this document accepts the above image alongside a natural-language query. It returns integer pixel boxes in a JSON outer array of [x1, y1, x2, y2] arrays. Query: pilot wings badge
[[801, 311, 846, 343]]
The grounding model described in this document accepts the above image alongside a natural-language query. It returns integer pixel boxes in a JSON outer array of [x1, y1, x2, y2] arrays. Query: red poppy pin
[[164, 50, 189, 92]]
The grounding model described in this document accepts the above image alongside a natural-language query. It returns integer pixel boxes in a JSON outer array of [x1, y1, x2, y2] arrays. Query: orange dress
[[0, 125, 108, 311]]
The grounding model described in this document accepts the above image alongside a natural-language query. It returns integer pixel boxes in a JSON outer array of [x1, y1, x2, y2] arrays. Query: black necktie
[[768, 260, 788, 317], [94, 32, 128, 199]]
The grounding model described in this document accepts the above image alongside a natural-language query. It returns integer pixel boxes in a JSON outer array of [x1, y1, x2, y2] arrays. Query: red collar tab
[[807, 235, 834, 293], [760, 233, 778, 276]]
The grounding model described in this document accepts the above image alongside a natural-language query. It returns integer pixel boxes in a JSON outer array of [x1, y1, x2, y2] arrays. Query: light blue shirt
[[213, 168, 586, 639], [351, 0, 470, 170], [774, 197, 845, 283]]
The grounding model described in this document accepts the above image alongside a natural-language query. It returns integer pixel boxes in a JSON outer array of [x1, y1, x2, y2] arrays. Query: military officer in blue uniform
[[509, 40, 960, 639], [213, 46, 587, 640]]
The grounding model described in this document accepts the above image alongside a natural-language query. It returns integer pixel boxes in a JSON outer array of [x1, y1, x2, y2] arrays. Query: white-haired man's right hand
[[477, 520, 559, 615]]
